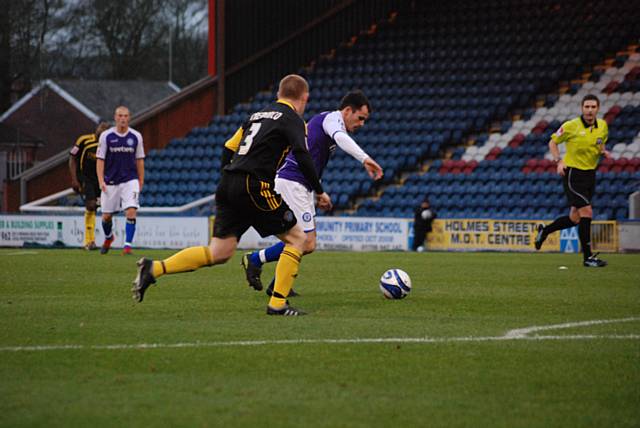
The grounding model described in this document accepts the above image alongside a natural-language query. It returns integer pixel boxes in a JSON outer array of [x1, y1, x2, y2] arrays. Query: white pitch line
[[3, 251, 39, 256], [1, 334, 639, 353], [2, 317, 639, 353], [504, 317, 640, 339]]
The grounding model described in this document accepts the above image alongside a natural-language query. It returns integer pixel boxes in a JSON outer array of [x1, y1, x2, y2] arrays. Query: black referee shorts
[[562, 167, 596, 209], [213, 172, 297, 240]]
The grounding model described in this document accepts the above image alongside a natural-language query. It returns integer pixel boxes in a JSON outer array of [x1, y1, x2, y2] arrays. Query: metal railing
[[20, 187, 216, 214], [592, 221, 619, 253]]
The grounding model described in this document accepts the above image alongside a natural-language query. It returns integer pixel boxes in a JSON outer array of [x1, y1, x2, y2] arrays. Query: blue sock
[[124, 218, 136, 247], [249, 241, 285, 267], [102, 219, 113, 239]]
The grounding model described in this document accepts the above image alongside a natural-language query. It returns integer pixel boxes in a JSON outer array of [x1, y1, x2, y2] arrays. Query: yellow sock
[[269, 245, 302, 308], [152, 246, 213, 279], [85, 210, 96, 244]]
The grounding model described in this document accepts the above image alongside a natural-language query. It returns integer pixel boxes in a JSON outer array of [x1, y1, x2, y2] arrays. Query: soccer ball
[[379, 269, 412, 299]]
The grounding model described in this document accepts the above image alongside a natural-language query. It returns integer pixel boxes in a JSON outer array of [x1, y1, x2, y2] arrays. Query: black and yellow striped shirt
[[223, 100, 323, 194], [69, 133, 99, 179]]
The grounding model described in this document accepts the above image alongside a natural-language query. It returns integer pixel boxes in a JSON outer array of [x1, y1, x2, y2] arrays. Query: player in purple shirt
[[242, 90, 383, 295], [96, 106, 145, 255]]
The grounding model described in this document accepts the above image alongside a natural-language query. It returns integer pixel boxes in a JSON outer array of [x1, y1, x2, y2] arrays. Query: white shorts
[[274, 177, 315, 232], [100, 179, 140, 213]]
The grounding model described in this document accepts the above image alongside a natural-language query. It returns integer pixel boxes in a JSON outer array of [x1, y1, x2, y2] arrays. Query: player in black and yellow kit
[[535, 94, 610, 267], [69, 122, 110, 250], [132, 75, 332, 315]]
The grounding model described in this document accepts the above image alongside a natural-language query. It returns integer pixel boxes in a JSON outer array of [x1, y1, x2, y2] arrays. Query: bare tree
[[0, 0, 62, 111], [0, 2, 11, 112], [0, 0, 208, 112], [92, 0, 168, 79], [165, 0, 208, 86], [43, 2, 103, 78]]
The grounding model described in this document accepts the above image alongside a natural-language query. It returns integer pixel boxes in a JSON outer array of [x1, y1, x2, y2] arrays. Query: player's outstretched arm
[[363, 157, 383, 180], [332, 130, 382, 179]]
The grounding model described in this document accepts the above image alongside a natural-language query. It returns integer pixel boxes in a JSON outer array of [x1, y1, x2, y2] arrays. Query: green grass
[[1, 249, 639, 427]]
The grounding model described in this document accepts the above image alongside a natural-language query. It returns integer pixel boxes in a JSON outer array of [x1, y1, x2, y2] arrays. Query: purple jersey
[[96, 127, 145, 185], [277, 111, 337, 191]]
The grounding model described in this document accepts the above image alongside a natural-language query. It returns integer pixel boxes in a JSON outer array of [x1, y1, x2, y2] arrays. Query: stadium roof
[[0, 79, 180, 124], [55, 79, 180, 122]]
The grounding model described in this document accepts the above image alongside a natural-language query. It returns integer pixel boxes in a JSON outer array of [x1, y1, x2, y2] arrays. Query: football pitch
[[1, 248, 639, 427]]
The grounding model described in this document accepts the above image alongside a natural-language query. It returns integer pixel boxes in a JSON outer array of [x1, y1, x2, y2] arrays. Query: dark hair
[[339, 90, 371, 113], [582, 94, 600, 106], [278, 74, 309, 100], [95, 121, 110, 136]]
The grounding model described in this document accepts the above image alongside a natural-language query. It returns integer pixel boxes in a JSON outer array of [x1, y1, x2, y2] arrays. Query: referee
[[534, 94, 610, 267], [132, 74, 332, 315]]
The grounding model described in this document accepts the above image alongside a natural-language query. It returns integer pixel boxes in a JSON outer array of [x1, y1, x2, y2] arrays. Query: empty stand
[[140, 0, 640, 223]]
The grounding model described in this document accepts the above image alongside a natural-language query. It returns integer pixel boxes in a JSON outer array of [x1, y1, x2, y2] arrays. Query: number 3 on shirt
[[238, 123, 262, 155]]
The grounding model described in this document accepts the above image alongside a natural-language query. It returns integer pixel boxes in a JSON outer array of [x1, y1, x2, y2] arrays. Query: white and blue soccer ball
[[379, 268, 412, 299]]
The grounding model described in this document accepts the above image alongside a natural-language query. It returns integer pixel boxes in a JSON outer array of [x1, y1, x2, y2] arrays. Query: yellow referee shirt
[[550, 116, 608, 170]]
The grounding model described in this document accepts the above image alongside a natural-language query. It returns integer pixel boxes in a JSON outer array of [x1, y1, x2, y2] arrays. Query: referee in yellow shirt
[[535, 94, 610, 267]]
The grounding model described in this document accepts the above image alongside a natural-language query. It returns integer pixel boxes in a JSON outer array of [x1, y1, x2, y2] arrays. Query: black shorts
[[213, 172, 297, 240], [562, 167, 595, 209], [81, 176, 101, 201]]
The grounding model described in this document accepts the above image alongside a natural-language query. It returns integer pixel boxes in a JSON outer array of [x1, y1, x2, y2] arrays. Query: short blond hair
[[277, 74, 309, 100], [114, 106, 130, 116]]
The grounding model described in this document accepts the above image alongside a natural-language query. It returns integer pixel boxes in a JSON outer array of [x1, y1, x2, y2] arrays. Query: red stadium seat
[[601, 158, 614, 167], [532, 120, 549, 134], [508, 133, 525, 147], [606, 105, 622, 116], [540, 159, 553, 168], [616, 157, 629, 167], [603, 81, 619, 94]]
